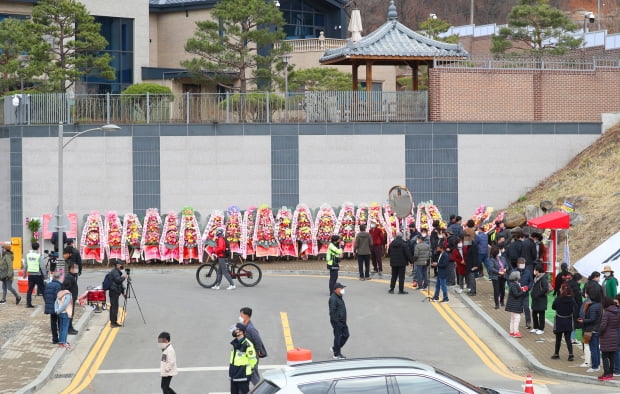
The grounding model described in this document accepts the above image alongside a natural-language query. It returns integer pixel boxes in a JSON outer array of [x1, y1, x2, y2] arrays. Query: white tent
[[574, 231, 620, 277]]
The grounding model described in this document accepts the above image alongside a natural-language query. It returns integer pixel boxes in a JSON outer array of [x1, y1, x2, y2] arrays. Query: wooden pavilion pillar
[[365, 60, 373, 92], [352, 62, 359, 91], [412, 62, 419, 91]]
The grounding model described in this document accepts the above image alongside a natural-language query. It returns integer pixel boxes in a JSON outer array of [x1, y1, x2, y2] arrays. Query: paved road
[[40, 269, 620, 393]]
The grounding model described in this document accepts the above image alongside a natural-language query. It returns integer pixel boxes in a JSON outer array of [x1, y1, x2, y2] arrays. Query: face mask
[[159, 343, 167, 350], [421, 233, 427, 238], [370, 224, 376, 229], [518, 264, 525, 269], [340, 289, 345, 295], [238, 316, 244, 324], [604, 272, 611, 277]]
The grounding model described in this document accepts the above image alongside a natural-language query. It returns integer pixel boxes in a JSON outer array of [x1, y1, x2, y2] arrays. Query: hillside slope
[[505, 124, 620, 262]]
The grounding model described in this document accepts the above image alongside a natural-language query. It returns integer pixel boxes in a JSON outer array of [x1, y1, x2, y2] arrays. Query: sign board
[[43, 212, 78, 239]]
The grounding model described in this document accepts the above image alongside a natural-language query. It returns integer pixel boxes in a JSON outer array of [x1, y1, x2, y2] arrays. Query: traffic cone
[[524, 374, 534, 394]]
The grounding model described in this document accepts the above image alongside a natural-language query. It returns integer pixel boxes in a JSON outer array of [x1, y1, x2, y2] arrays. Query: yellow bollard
[[11, 237, 22, 270]]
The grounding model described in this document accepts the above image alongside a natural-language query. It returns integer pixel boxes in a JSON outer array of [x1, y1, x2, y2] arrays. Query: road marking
[[280, 311, 294, 351], [424, 289, 556, 385], [97, 364, 288, 374], [60, 308, 126, 394]]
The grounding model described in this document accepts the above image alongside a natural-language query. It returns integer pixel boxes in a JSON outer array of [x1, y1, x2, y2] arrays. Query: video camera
[[44, 250, 58, 272]]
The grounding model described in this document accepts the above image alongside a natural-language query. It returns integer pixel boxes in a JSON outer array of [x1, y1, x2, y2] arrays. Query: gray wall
[[0, 122, 601, 245]]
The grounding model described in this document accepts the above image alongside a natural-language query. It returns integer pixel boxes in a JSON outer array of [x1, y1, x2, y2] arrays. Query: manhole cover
[[54, 373, 75, 379]]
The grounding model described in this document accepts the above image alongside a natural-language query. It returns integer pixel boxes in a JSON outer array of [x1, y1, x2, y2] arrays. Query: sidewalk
[[0, 259, 616, 392]]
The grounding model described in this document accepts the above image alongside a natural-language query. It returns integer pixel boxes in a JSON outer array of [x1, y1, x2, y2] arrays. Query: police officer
[[23, 242, 46, 308], [229, 323, 257, 394]]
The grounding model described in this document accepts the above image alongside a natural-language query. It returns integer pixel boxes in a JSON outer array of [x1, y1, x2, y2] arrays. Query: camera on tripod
[[44, 250, 58, 272], [125, 268, 131, 275]]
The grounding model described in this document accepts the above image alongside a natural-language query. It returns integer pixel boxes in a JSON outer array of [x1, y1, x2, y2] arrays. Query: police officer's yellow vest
[[26, 252, 41, 273], [229, 338, 257, 377]]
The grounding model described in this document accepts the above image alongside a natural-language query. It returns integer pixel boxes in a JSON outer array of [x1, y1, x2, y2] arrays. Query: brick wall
[[429, 68, 620, 122]]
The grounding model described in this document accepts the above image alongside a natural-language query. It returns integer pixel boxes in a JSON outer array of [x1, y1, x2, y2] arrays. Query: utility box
[[11, 237, 22, 270]]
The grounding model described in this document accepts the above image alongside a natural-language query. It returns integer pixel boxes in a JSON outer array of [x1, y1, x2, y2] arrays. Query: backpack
[[102, 272, 112, 291]]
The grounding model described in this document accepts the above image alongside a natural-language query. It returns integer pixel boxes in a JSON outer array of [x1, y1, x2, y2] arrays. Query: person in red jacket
[[369, 221, 386, 275], [210, 229, 235, 290]]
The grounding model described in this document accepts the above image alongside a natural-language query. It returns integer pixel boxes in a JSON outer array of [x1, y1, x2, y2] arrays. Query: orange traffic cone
[[524, 374, 534, 394]]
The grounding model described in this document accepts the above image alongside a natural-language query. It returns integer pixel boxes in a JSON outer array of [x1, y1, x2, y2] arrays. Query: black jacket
[[109, 268, 126, 294], [530, 274, 550, 311], [328, 292, 346, 323], [520, 238, 537, 266], [582, 302, 602, 332], [63, 272, 79, 300], [465, 242, 479, 271], [552, 295, 577, 333], [553, 269, 573, 296], [505, 281, 525, 313], [388, 237, 412, 267], [505, 239, 522, 266]]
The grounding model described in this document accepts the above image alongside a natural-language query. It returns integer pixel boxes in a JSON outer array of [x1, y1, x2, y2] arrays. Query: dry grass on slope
[[504, 124, 620, 262]]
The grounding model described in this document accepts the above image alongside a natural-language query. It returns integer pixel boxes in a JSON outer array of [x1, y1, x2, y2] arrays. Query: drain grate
[[508, 366, 530, 375], [54, 373, 75, 379]]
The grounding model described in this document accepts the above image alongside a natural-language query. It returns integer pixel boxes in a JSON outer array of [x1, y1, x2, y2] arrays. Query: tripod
[[122, 274, 146, 325]]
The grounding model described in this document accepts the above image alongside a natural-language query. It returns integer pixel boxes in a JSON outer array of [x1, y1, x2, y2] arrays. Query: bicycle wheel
[[236, 263, 262, 287], [196, 263, 217, 288]]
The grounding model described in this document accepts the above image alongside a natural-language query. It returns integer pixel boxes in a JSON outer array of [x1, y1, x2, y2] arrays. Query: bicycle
[[195, 255, 262, 288]]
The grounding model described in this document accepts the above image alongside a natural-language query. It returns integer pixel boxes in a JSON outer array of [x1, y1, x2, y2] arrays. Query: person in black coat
[[108, 261, 127, 328], [520, 232, 538, 268], [551, 283, 577, 361], [505, 229, 523, 267], [431, 243, 449, 302], [531, 264, 551, 334], [388, 232, 412, 295], [566, 273, 583, 342], [553, 263, 573, 297], [62, 251, 80, 335], [510, 258, 534, 329], [465, 241, 479, 296], [43, 272, 62, 344], [505, 270, 526, 337]]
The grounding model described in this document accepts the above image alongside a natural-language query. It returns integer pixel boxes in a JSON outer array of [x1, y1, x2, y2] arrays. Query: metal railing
[[281, 38, 347, 52], [434, 56, 620, 70], [2, 91, 428, 125]]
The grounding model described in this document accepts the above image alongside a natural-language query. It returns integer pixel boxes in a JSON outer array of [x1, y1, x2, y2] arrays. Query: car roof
[[262, 357, 435, 385]]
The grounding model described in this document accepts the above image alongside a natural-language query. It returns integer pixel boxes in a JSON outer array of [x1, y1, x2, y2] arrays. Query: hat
[[235, 323, 247, 332], [334, 282, 346, 290], [66, 238, 74, 245], [216, 228, 224, 236], [602, 265, 614, 273], [114, 260, 123, 265]]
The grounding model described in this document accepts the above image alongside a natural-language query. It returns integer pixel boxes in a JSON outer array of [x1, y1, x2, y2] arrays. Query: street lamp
[[55, 122, 121, 278], [282, 54, 291, 122]]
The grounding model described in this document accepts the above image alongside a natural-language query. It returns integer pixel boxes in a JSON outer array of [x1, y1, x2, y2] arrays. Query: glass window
[[334, 376, 388, 394], [395, 375, 460, 394], [299, 381, 333, 394]]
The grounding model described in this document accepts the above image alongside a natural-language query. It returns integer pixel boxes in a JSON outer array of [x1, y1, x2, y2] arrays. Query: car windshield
[[434, 368, 497, 394]]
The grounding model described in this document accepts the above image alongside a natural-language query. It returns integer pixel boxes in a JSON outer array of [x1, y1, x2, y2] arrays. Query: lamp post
[[56, 123, 121, 278], [283, 54, 291, 122]]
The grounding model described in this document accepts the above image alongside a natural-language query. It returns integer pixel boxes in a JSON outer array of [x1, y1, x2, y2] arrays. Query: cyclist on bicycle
[[211, 228, 236, 290]]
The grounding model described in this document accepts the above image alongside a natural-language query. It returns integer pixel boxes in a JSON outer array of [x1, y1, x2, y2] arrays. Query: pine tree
[[491, 0, 582, 55], [182, 0, 289, 93], [29, 0, 115, 93]]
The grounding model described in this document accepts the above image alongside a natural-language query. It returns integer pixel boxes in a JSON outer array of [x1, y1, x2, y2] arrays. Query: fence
[[434, 56, 620, 70], [2, 91, 428, 125]]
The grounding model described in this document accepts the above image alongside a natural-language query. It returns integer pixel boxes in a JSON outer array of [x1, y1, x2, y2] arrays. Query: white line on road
[[97, 364, 288, 374]]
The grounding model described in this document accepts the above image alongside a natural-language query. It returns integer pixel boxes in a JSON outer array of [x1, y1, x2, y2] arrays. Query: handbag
[[582, 331, 592, 344]]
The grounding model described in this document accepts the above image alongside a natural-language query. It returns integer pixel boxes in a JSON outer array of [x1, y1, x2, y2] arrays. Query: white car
[[251, 357, 513, 394]]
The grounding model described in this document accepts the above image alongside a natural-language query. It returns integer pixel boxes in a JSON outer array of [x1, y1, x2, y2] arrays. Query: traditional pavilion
[[319, 0, 469, 91]]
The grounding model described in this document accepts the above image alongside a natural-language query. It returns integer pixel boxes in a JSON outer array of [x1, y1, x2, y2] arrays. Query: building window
[[82, 16, 134, 94], [279, 0, 328, 39]]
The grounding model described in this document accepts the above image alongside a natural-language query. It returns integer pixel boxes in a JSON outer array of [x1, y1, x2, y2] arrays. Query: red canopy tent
[[527, 211, 570, 279]]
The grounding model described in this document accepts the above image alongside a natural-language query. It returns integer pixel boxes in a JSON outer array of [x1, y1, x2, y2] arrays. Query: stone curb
[[15, 307, 94, 394], [456, 290, 620, 387]]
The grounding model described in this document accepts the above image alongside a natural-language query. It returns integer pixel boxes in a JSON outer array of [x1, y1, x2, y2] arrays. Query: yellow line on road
[[424, 290, 557, 385], [60, 308, 126, 394], [280, 312, 294, 351]]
